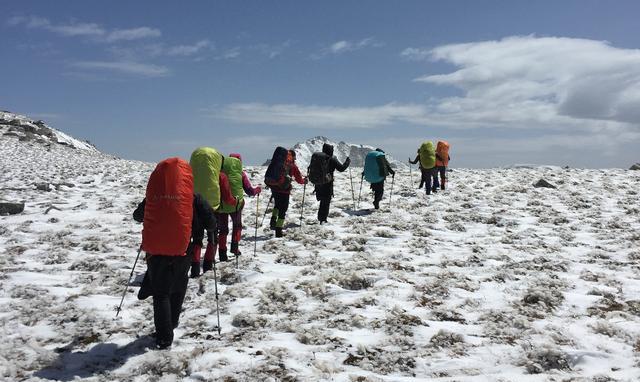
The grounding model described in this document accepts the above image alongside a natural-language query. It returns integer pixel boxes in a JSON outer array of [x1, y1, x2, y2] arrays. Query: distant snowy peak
[[0, 110, 98, 152], [290, 136, 406, 169]]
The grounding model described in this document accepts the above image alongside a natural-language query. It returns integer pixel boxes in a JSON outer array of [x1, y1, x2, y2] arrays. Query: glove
[[304, 177, 309, 184], [254, 186, 262, 195]]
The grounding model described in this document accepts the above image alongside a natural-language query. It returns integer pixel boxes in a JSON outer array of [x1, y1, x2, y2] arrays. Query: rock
[[0, 202, 25, 215], [35, 183, 52, 192], [630, 163, 640, 170], [533, 179, 557, 189], [3, 131, 19, 137]]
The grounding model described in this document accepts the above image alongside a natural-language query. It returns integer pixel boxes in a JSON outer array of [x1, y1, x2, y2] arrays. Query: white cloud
[[105, 27, 161, 42], [217, 103, 426, 128], [330, 40, 351, 54], [8, 16, 105, 37], [312, 37, 383, 59], [7, 15, 159, 42], [218, 36, 640, 149], [410, 35, 640, 129], [71, 61, 169, 77], [166, 40, 211, 56], [400, 47, 430, 61], [253, 41, 292, 59], [220, 47, 241, 60]]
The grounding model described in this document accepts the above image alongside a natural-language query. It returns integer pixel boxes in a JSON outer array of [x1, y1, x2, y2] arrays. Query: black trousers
[[315, 182, 333, 222], [424, 167, 438, 194], [273, 192, 289, 219], [371, 181, 384, 203], [147, 253, 191, 346]]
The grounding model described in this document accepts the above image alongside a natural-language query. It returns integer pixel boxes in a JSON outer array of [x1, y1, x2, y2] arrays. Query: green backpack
[[419, 141, 436, 169], [190, 147, 223, 210], [219, 156, 244, 213]]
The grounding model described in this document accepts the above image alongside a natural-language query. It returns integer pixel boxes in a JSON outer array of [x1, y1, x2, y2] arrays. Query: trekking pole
[[260, 194, 273, 227], [253, 193, 259, 257], [408, 159, 414, 189], [115, 246, 142, 318], [212, 258, 221, 335], [357, 174, 363, 209], [389, 174, 395, 209], [349, 167, 356, 209], [300, 182, 307, 227]]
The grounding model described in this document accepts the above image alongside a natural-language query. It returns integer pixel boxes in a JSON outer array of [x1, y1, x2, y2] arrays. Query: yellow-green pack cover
[[419, 141, 436, 169], [190, 147, 223, 210], [220, 156, 244, 213]]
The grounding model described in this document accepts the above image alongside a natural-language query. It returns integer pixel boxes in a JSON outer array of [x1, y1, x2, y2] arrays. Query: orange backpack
[[142, 158, 194, 256], [436, 141, 450, 167]]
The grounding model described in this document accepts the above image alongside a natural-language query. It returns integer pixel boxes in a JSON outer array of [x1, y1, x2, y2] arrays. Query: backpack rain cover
[[364, 151, 385, 184], [419, 141, 436, 169], [190, 147, 223, 210], [142, 157, 194, 256]]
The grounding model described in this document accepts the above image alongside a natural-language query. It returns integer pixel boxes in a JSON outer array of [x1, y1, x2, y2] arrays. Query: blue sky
[[2, 1, 640, 167]]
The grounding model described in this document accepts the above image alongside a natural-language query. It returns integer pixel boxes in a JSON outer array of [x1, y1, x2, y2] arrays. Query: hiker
[[216, 153, 261, 258], [264, 147, 307, 237], [189, 147, 237, 277], [309, 143, 350, 224], [435, 141, 451, 190], [410, 141, 437, 195], [363, 148, 395, 209], [409, 154, 426, 189], [133, 157, 217, 350]]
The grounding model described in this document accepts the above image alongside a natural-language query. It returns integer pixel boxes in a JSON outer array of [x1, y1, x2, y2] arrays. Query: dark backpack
[[308, 152, 332, 185], [265, 146, 290, 189]]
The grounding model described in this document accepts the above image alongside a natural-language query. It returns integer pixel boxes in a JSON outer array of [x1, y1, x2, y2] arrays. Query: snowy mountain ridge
[[0, 110, 97, 152], [290, 136, 407, 170]]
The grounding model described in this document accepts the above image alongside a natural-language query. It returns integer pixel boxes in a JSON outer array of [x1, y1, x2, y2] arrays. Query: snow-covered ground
[[1, 134, 640, 381]]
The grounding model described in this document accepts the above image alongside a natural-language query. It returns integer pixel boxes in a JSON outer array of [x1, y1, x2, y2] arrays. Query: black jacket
[[133, 193, 217, 247], [315, 143, 351, 198], [322, 143, 350, 175]]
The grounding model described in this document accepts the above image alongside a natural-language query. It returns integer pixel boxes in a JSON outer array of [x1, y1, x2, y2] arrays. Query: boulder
[[0, 202, 25, 215], [534, 179, 557, 189], [630, 163, 640, 170], [35, 183, 52, 192]]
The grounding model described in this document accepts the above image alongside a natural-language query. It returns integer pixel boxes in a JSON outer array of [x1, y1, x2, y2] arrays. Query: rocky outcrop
[[0, 111, 97, 152], [534, 178, 557, 189], [0, 202, 25, 215], [630, 163, 640, 170]]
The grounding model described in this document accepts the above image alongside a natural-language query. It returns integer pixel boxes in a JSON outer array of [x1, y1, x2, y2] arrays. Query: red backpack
[[142, 158, 194, 256]]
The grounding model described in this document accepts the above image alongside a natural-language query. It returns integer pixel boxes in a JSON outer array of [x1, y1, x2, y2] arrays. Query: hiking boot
[[156, 339, 172, 350], [441, 184, 445, 190], [219, 249, 228, 262], [190, 262, 200, 278], [269, 216, 277, 230], [203, 260, 213, 273], [275, 227, 284, 238], [432, 188, 438, 194], [230, 242, 241, 256], [373, 200, 380, 210]]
